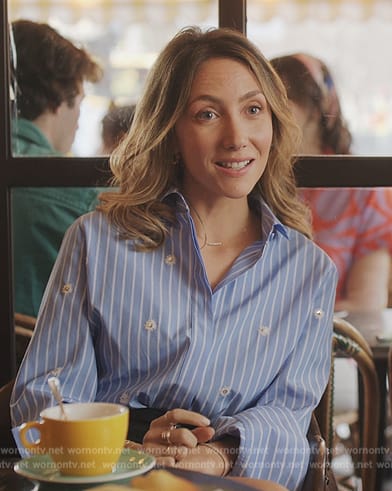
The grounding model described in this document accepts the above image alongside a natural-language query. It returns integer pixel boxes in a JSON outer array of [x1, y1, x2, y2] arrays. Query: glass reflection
[[10, 19, 103, 158], [8, 0, 219, 156], [248, 0, 392, 156]]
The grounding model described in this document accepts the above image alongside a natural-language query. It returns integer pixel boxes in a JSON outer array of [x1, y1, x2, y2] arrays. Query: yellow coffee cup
[[19, 402, 129, 476]]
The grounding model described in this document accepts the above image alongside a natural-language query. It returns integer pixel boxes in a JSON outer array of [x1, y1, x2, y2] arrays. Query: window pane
[[248, 0, 392, 156], [9, 0, 218, 156]]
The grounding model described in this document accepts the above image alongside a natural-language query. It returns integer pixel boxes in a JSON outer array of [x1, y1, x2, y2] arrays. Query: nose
[[221, 115, 248, 150]]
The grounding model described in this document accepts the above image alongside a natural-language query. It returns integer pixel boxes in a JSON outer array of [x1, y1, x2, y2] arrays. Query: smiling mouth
[[215, 159, 252, 170]]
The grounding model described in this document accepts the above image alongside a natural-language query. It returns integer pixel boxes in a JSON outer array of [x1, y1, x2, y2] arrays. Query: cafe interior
[[2, 1, 392, 490]]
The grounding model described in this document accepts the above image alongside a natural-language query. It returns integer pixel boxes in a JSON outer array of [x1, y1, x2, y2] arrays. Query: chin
[[222, 187, 255, 200]]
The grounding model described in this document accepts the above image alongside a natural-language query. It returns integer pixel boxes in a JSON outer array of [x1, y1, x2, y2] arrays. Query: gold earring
[[172, 153, 181, 165]]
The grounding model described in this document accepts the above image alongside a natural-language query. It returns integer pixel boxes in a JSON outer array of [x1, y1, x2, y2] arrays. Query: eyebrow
[[189, 89, 263, 106]]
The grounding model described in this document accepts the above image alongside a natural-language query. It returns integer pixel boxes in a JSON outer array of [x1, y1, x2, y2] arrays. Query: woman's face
[[175, 57, 273, 205]]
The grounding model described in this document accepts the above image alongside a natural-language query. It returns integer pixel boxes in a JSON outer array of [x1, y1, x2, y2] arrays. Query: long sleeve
[[11, 217, 99, 427], [213, 264, 336, 490]]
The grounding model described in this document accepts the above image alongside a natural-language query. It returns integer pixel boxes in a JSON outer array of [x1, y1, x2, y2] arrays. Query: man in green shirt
[[11, 20, 104, 318]]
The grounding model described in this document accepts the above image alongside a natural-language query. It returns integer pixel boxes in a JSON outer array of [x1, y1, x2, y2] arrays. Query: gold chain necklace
[[187, 203, 223, 250]]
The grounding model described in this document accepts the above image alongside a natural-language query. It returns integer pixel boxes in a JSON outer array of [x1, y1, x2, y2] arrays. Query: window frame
[[1, 0, 391, 384]]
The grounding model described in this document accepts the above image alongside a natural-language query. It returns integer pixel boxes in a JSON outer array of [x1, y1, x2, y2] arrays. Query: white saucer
[[14, 447, 155, 485]]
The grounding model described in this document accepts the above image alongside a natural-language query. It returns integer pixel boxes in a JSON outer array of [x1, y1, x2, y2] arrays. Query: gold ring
[[161, 430, 172, 444]]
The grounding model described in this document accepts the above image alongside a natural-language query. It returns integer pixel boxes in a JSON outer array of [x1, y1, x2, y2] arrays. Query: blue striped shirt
[[11, 191, 337, 490]]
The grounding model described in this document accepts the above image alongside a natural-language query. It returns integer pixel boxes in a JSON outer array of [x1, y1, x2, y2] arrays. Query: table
[[0, 461, 288, 491], [340, 309, 392, 489]]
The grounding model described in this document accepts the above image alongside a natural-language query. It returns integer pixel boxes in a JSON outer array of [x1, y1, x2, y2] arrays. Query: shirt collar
[[12, 118, 61, 156], [258, 200, 289, 240], [162, 188, 289, 240]]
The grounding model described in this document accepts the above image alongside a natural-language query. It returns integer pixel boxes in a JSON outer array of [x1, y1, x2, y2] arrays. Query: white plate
[[14, 447, 155, 485]]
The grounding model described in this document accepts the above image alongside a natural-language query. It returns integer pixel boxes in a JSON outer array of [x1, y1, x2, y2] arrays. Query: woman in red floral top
[[271, 53, 392, 312]]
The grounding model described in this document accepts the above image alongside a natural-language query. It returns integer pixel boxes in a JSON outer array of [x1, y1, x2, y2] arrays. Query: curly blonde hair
[[99, 26, 312, 248]]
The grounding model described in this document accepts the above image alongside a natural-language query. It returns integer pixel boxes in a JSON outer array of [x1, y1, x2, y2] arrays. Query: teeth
[[217, 160, 250, 169]]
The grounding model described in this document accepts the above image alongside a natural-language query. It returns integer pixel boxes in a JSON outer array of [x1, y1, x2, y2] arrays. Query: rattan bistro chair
[[315, 317, 379, 491], [0, 314, 36, 455], [302, 412, 337, 491], [0, 378, 18, 458]]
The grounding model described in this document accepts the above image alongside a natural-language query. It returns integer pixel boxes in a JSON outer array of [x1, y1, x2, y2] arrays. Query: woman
[[11, 28, 337, 490], [271, 53, 392, 312]]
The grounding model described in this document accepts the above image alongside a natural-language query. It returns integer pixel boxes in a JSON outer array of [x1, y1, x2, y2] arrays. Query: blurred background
[[8, 0, 392, 156]]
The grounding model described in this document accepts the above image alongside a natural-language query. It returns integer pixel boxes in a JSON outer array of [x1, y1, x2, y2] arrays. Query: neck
[[188, 203, 223, 249], [33, 113, 58, 150], [185, 197, 260, 250]]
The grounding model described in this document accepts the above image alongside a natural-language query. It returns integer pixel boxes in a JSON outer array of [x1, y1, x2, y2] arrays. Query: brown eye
[[248, 105, 262, 115], [197, 110, 216, 121]]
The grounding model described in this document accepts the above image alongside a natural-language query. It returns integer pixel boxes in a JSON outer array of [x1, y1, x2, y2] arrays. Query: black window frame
[[1, 0, 391, 385]]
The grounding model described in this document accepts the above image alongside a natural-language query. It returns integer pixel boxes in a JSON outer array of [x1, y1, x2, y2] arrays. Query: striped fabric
[[11, 191, 337, 490]]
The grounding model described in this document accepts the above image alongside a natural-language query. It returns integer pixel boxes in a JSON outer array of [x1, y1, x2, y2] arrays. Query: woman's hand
[[142, 409, 215, 467], [173, 439, 236, 476]]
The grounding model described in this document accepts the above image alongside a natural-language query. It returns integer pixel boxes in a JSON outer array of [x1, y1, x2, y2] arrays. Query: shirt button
[[144, 319, 157, 331], [258, 326, 270, 336], [165, 254, 176, 265], [220, 386, 230, 397], [314, 308, 325, 320], [61, 283, 73, 294]]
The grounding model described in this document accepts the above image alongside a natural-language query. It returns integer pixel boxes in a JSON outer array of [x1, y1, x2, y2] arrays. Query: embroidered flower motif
[[120, 391, 130, 404], [314, 308, 324, 319], [61, 283, 73, 294], [165, 254, 176, 265], [144, 319, 157, 331], [220, 386, 230, 396]]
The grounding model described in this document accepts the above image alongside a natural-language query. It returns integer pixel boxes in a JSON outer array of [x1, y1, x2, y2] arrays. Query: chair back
[[315, 316, 379, 491], [302, 412, 338, 491]]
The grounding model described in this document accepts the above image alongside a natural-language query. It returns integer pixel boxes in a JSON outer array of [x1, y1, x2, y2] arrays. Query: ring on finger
[[161, 430, 173, 444]]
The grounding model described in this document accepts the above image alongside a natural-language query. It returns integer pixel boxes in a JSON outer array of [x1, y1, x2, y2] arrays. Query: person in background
[[271, 53, 392, 313], [11, 27, 337, 490], [11, 19, 105, 318], [271, 52, 392, 480], [99, 102, 136, 154]]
